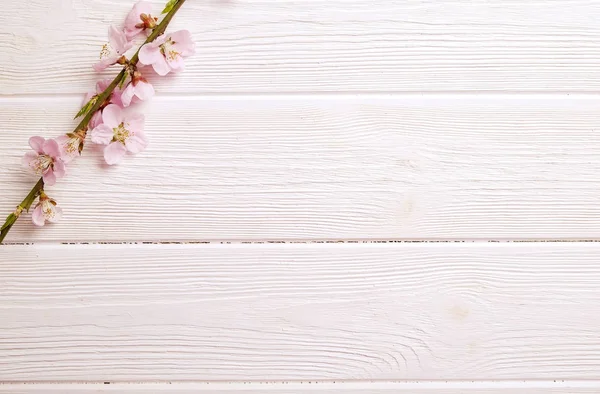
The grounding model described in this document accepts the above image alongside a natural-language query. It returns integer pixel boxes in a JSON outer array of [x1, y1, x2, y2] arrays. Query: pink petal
[[170, 30, 196, 56], [151, 55, 171, 76], [138, 43, 163, 66], [125, 113, 145, 133], [31, 205, 46, 227], [108, 25, 130, 53], [96, 79, 112, 93], [104, 142, 127, 165], [61, 154, 76, 164], [47, 205, 63, 224], [166, 55, 185, 71], [53, 159, 66, 178], [89, 111, 103, 129], [134, 80, 154, 101], [91, 124, 114, 145], [43, 169, 57, 186], [133, 1, 152, 18], [22, 151, 39, 170], [125, 134, 148, 154], [42, 139, 61, 159], [55, 135, 74, 162], [121, 83, 136, 107], [102, 104, 122, 128], [108, 25, 122, 48], [93, 57, 118, 72], [124, 1, 152, 39], [122, 40, 134, 53], [124, 26, 143, 41], [29, 136, 45, 153], [153, 35, 167, 46], [60, 152, 76, 164], [110, 87, 125, 108]]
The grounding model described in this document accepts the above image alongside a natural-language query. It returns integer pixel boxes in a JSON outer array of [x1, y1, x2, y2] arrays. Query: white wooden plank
[[2, 0, 600, 94], [2, 96, 600, 242], [1, 382, 600, 393], [1, 242, 600, 381]]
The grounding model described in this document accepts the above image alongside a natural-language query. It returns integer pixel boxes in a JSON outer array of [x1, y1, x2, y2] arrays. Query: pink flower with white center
[[138, 30, 195, 76], [31, 193, 62, 227], [56, 130, 86, 163], [93, 26, 133, 72], [91, 104, 147, 165], [80, 79, 125, 145], [22, 137, 66, 186], [124, 1, 157, 40], [121, 71, 155, 107]]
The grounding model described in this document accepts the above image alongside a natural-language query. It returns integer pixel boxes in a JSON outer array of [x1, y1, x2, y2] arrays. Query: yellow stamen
[[41, 200, 56, 220], [160, 38, 180, 62], [113, 122, 131, 144], [33, 155, 53, 175], [100, 43, 110, 59], [64, 137, 79, 154]]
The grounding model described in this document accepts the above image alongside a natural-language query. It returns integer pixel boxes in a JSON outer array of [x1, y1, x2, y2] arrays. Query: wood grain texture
[[1, 242, 600, 381], [2, 382, 600, 393], [2, 96, 600, 242], [2, 0, 600, 94]]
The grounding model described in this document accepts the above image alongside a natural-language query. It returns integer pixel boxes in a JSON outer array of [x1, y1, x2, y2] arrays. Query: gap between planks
[[3, 239, 600, 246], [2, 381, 600, 393]]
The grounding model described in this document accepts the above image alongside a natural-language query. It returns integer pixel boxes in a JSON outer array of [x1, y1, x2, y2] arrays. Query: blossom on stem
[[22, 137, 66, 186], [80, 79, 125, 139], [138, 30, 195, 76], [56, 130, 86, 163], [91, 104, 147, 165], [121, 71, 154, 107], [124, 1, 157, 40], [31, 193, 62, 227], [93, 26, 133, 72]]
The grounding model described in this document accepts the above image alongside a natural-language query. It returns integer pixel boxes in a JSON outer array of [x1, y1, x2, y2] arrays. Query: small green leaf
[[161, 0, 177, 14], [74, 96, 98, 119], [1, 214, 15, 231]]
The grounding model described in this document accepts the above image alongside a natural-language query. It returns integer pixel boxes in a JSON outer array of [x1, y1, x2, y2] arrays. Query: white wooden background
[[1, 0, 600, 392]]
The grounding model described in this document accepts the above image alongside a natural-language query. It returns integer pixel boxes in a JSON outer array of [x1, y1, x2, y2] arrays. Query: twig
[[0, 0, 187, 244]]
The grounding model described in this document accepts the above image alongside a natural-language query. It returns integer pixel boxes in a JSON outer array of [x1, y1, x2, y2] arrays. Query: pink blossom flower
[[124, 1, 156, 40], [56, 132, 85, 163], [91, 104, 147, 165], [139, 30, 195, 76], [93, 26, 133, 72], [80, 79, 125, 142], [121, 71, 155, 107], [22, 137, 66, 186], [31, 194, 62, 227]]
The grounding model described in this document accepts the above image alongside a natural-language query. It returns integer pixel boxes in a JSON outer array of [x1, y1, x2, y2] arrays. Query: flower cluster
[[18, 0, 194, 227]]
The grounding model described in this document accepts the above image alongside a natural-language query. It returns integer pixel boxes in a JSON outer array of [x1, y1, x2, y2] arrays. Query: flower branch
[[0, 0, 193, 244]]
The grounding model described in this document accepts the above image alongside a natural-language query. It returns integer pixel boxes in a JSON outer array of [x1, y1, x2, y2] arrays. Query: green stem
[[0, 0, 187, 244]]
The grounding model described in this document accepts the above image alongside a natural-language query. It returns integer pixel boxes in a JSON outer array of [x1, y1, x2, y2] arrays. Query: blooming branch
[[0, 0, 192, 244]]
